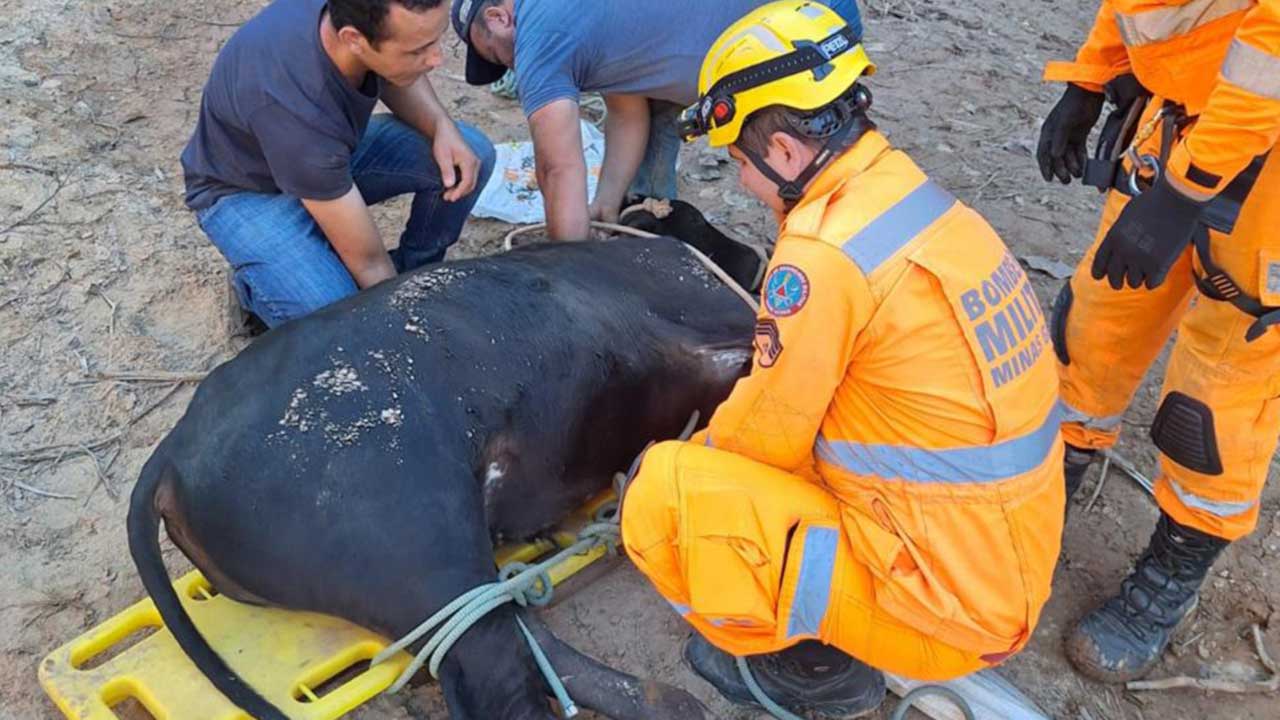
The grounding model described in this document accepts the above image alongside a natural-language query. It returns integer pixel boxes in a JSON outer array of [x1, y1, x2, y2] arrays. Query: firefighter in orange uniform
[[619, 2, 1066, 716], [1038, 0, 1280, 683]]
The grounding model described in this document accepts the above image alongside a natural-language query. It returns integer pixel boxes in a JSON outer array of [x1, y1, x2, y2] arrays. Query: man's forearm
[[342, 249, 397, 289], [538, 161, 591, 240], [594, 94, 651, 212], [301, 189, 396, 289]]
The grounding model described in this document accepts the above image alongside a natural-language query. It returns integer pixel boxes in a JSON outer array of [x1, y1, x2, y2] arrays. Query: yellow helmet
[[678, 0, 876, 148]]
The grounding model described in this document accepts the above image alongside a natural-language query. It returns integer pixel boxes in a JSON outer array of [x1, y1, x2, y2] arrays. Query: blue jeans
[[628, 100, 683, 201], [196, 115, 496, 327]]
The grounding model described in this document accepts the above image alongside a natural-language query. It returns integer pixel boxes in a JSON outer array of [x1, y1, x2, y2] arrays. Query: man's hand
[[431, 119, 482, 201], [588, 198, 620, 224], [382, 76, 478, 201], [302, 186, 396, 289], [1037, 83, 1105, 184], [1091, 175, 1205, 290]]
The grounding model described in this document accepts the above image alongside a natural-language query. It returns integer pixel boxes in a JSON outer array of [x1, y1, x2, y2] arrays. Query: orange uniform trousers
[[622, 440, 996, 681], [1057, 103, 1280, 541]]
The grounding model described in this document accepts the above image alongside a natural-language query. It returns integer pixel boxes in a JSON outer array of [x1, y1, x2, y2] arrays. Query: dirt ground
[[2, 0, 1278, 718]]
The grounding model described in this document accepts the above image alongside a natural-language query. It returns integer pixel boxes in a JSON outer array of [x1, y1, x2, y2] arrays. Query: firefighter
[[1038, 0, 1280, 683], [620, 2, 1066, 716]]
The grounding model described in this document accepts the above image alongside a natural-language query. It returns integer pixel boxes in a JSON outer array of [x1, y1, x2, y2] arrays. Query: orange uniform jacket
[[701, 131, 1065, 659], [1046, 0, 1280, 201]]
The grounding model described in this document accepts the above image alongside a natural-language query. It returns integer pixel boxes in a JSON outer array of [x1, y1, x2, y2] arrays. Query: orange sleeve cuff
[[1042, 61, 1115, 93]]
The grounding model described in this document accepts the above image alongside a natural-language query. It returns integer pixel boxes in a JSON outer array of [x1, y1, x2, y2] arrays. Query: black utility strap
[[703, 26, 858, 107], [1193, 231, 1280, 342]]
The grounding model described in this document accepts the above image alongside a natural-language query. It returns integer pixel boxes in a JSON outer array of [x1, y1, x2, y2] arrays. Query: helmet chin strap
[[739, 91, 874, 209]]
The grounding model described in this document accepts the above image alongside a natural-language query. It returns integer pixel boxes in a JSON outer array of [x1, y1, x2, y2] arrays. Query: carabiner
[[1126, 153, 1161, 195]]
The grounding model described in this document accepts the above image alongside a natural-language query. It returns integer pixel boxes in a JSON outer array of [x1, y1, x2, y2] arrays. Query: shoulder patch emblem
[[764, 264, 810, 317], [754, 319, 783, 368]]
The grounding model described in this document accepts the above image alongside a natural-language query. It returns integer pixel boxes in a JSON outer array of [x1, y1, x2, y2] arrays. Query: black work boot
[[684, 633, 885, 718], [1063, 445, 1096, 505], [1066, 513, 1229, 683]]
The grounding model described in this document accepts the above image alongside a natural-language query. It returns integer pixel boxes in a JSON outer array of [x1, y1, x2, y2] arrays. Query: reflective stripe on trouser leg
[[1059, 185, 1196, 451]]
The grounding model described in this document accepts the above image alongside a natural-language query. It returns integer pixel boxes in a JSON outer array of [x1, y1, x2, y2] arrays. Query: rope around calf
[[370, 412, 698, 717], [370, 518, 623, 716]]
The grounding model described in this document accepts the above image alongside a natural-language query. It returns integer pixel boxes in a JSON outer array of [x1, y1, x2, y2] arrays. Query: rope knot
[[500, 562, 555, 607]]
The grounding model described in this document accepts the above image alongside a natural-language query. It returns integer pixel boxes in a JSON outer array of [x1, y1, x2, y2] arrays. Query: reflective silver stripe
[[1059, 399, 1124, 433], [786, 526, 839, 638], [1221, 38, 1280, 99], [1167, 478, 1256, 517], [841, 180, 955, 275], [815, 407, 1060, 484], [699, 24, 785, 89], [668, 600, 691, 616], [1115, 0, 1252, 47]]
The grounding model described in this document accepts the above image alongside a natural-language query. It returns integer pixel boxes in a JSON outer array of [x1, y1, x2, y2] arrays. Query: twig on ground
[[1085, 453, 1111, 512], [5, 394, 56, 407], [1101, 449, 1155, 496], [102, 443, 122, 473], [1178, 632, 1206, 651], [82, 370, 208, 384], [88, 286, 118, 334], [969, 169, 1003, 204], [78, 443, 117, 502], [0, 296, 17, 311], [0, 163, 57, 176], [1128, 625, 1279, 694], [0, 175, 67, 236], [11, 480, 77, 500], [176, 13, 249, 27]]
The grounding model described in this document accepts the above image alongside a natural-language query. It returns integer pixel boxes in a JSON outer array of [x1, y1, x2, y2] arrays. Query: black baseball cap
[[451, 0, 509, 85]]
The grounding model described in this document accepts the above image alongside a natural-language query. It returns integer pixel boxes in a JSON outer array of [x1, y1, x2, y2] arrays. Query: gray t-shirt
[[181, 0, 384, 211], [512, 0, 860, 117]]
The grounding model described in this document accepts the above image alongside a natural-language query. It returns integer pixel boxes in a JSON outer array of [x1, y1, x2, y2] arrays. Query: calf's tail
[[127, 453, 289, 720]]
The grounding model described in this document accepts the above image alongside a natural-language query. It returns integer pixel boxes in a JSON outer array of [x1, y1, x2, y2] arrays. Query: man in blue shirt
[[450, 0, 858, 240], [183, 0, 496, 328]]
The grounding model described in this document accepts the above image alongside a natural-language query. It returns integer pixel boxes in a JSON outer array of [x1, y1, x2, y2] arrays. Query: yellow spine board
[[40, 492, 617, 720]]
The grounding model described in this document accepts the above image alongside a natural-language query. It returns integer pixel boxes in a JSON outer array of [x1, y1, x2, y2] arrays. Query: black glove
[[1037, 84, 1105, 184], [1091, 175, 1206, 290]]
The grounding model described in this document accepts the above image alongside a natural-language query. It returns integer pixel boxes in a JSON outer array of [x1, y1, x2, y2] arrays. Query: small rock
[[1219, 569, 1230, 578], [1019, 254, 1074, 280], [1213, 578, 1228, 590]]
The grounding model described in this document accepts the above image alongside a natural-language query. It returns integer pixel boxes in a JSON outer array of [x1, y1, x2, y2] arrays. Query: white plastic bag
[[470, 120, 605, 224]]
